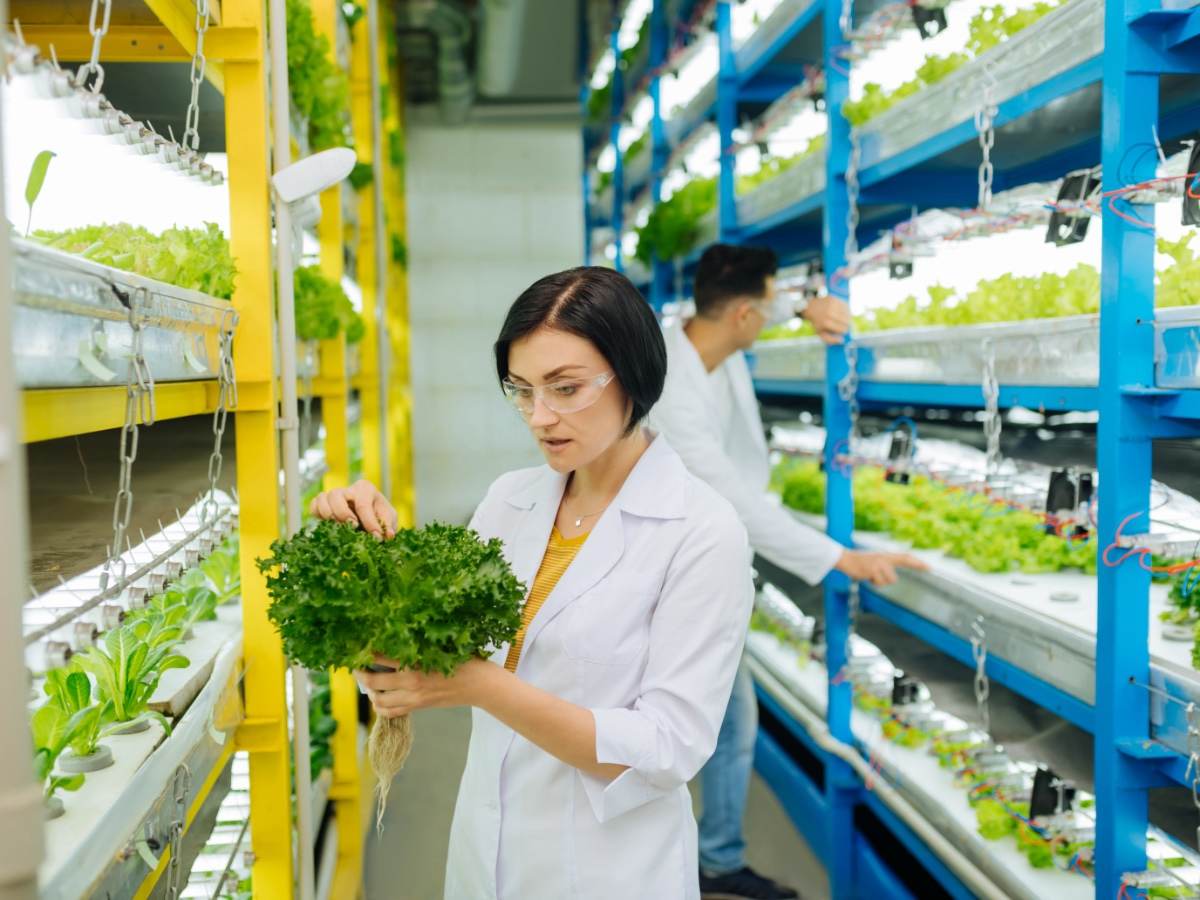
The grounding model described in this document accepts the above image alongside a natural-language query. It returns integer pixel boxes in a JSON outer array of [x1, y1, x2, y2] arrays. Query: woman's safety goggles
[[500, 372, 616, 418]]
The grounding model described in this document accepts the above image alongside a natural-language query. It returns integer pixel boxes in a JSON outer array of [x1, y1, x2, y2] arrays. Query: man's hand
[[834, 550, 928, 587], [802, 294, 851, 345], [309, 478, 399, 539]]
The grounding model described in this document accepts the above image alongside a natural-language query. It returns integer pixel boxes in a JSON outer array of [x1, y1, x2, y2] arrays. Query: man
[[650, 244, 926, 900]]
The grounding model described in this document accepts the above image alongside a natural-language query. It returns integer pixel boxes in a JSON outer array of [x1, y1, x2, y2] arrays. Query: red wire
[[1100, 172, 1197, 199], [865, 746, 880, 791], [1101, 511, 1200, 573], [1106, 195, 1154, 230]]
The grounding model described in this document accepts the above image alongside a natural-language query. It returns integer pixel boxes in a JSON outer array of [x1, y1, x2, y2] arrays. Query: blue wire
[[1182, 565, 1200, 599]]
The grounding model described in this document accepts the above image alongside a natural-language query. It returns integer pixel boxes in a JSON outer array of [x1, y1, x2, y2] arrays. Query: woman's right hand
[[309, 479, 398, 539]]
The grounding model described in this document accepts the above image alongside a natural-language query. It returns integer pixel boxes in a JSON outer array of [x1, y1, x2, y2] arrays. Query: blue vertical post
[[822, 0, 859, 895], [610, 22, 626, 273], [1094, 0, 1158, 891], [715, 0, 738, 243], [648, 0, 673, 309]]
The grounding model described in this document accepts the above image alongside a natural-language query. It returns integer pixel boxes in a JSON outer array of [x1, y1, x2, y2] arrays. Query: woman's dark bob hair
[[494, 267, 667, 436]]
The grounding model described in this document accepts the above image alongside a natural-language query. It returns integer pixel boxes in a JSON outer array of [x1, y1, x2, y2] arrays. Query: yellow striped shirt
[[505, 527, 589, 672]]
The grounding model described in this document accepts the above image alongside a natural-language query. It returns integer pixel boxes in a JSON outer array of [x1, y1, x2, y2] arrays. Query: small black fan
[[1182, 141, 1200, 226], [912, 5, 949, 38], [1044, 468, 1093, 537], [1030, 767, 1076, 819], [886, 424, 914, 484], [889, 256, 913, 280], [892, 671, 924, 705], [1046, 171, 1101, 246]]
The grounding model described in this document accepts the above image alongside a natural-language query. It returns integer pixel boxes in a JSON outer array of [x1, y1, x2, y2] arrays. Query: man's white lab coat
[[649, 321, 843, 584]]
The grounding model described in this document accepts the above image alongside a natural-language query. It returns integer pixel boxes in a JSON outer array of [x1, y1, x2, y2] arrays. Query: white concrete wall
[[405, 121, 584, 525]]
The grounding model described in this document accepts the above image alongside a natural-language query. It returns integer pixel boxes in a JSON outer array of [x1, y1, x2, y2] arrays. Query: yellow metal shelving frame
[[312, 4, 366, 898], [312, 0, 351, 499], [379, 2, 415, 529], [23, 380, 224, 443], [219, 0, 295, 894], [8, 1, 411, 894], [8, 0, 294, 893], [327, 9, 376, 899]]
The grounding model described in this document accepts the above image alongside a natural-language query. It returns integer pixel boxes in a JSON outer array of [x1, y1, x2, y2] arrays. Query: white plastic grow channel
[[736, 150, 827, 228], [855, 0, 1104, 168], [39, 639, 243, 899], [752, 306, 1200, 388], [746, 626, 1200, 900], [22, 491, 238, 674], [11, 239, 235, 389]]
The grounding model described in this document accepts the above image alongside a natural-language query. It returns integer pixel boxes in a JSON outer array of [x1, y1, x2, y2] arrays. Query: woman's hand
[[309, 478, 398, 538], [354, 657, 494, 718]]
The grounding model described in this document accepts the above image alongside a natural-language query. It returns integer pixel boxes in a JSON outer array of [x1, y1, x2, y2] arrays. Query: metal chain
[[839, 0, 854, 38], [73, 0, 112, 92], [844, 580, 860, 672], [971, 617, 991, 736], [200, 309, 238, 524], [164, 764, 192, 900], [838, 340, 860, 451], [835, 128, 862, 458], [181, 0, 210, 151], [974, 67, 998, 211], [845, 128, 862, 265], [101, 287, 156, 592], [982, 339, 1002, 481], [1186, 704, 1200, 849]]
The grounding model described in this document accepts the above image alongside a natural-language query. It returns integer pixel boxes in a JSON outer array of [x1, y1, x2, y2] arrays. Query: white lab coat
[[444, 434, 753, 900], [649, 322, 844, 584]]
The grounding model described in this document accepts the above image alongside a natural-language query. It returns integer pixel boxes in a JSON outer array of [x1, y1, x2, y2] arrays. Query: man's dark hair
[[494, 267, 666, 436], [693, 243, 779, 318]]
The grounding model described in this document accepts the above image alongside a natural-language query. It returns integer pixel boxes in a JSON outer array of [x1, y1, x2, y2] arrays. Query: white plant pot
[[59, 743, 113, 773], [44, 795, 65, 820], [1161, 620, 1196, 642], [109, 717, 151, 735]]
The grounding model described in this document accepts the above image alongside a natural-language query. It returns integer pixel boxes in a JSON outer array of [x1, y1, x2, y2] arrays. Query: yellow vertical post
[[313, 0, 351, 492], [224, 0, 294, 895], [350, 11, 382, 490], [329, 17, 369, 872], [379, 10, 415, 527], [329, 661, 364, 900]]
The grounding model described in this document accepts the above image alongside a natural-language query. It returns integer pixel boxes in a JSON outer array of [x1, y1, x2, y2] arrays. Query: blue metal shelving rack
[[581, 0, 1200, 896]]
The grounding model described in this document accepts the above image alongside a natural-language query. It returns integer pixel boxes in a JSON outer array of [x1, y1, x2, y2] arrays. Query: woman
[[310, 267, 753, 899]]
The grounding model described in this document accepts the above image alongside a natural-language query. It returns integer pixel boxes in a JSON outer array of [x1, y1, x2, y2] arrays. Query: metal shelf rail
[[583, 0, 1200, 896], [2, 1, 403, 896]]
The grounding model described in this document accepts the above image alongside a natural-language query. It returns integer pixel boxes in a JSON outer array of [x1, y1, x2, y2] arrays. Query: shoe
[[700, 866, 800, 900]]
